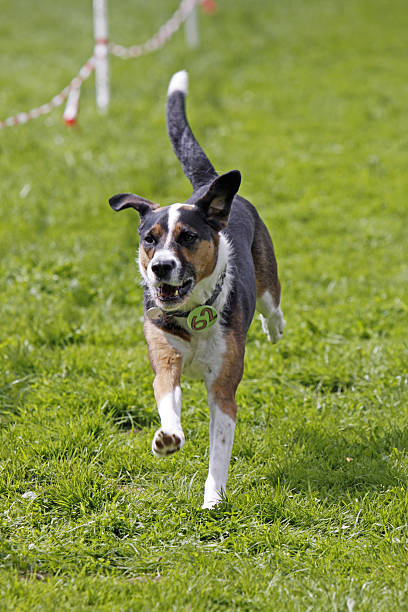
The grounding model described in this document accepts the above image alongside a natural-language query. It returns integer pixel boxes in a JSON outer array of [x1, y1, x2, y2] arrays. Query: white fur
[[152, 386, 185, 456], [168, 70, 188, 96], [161, 233, 233, 380], [157, 386, 183, 434], [162, 317, 235, 509], [174, 317, 227, 381], [202, 402, 236, 509], [164, 204, 182, 248], [256, 290, 285, 343]]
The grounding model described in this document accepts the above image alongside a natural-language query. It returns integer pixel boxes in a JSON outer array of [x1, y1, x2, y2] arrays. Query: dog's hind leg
[[257, 291, 285, 344], [144, 320, 185, 457], [252, 216, 285, 343]]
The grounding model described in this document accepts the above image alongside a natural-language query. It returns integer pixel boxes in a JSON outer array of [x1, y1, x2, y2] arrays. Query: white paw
[[202, 498, 220, 510], [269, 317, 285, 343], [202, 487, 223, 509], [260, 312, 285, 344], [152, 428, 185, 457]]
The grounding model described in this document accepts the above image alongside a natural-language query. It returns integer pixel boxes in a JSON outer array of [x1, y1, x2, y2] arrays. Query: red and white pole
[[93, 0, 110, 113], [63, 85, 81, 125]]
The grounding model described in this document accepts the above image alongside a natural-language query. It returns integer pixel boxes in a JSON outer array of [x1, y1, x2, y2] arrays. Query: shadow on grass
[[271, 424, 408, 499], [104, 396, 157, 432]]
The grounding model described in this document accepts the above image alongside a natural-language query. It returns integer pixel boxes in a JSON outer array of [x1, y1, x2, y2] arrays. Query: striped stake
[[93, 0, 110, 113], [63, 85, 81, 125]]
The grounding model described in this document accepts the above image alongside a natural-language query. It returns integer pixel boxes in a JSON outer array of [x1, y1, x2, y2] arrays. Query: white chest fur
[[159, 232, 233, 383], [164, 323, 226, 384]]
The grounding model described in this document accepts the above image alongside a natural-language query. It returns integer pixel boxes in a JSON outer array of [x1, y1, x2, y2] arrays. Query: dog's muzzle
[[148, 256, 194, 306]]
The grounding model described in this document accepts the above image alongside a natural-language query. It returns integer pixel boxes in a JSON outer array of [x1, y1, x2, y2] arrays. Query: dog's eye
[[179, 231, 198, 246], [143, 234, 156, 246]]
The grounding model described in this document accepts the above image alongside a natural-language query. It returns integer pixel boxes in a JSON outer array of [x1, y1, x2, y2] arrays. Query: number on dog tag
[[187, 305, 218, 332]]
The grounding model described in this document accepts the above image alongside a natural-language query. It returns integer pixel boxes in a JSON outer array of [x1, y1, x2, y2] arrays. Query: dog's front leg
[[145, 320, 185, 457], [152, 373, 185, 457]]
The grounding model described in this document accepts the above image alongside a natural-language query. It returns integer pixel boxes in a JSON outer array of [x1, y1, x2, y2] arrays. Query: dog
[[109, 71, 285, 509]]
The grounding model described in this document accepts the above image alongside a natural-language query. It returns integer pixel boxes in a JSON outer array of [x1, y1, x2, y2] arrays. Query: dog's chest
[[164, 324, 226, 382]]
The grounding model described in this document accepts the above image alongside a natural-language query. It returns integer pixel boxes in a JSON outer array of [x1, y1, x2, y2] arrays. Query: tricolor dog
[[109, 71, 285, 508]]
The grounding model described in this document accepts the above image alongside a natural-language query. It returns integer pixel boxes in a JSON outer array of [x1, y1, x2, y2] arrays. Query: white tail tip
[[168, 70, 188, 96]]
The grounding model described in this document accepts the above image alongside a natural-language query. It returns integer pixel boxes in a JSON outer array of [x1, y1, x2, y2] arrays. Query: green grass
[[1, 0, 408, 609]]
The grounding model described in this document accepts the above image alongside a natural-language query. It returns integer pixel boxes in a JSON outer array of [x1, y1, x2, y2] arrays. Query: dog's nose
[[151, 260, 176, 279]]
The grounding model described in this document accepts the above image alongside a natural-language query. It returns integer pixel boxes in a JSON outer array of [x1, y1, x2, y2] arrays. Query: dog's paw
[[269, 317, 285, 343], [152, 429, 185, 457], [202, 498, 220, 510], [202, 481, 226, 509], [202, 489, 228, 510], [260, 311, 285, 344]]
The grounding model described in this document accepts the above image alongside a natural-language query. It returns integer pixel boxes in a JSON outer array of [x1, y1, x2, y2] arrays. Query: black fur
[[166, 90, 218, 190], [167, 88, 264, 334]]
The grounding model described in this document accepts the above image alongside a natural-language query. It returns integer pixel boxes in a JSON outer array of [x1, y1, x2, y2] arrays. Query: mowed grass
[[1, 0, 408, 609]]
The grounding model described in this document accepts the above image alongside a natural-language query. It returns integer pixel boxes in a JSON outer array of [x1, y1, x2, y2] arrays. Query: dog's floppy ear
[[195, 170, 241, 230], [109, 193, 160, 217]]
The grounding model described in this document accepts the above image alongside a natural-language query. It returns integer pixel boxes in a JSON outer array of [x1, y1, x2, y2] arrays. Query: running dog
[[109, 71, 285, 508]]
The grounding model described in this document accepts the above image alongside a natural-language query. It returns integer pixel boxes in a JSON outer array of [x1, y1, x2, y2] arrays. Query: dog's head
[[109, 170, 241, 311]]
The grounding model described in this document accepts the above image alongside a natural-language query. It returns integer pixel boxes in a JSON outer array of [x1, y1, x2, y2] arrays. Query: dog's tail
[[166, 71, 218, 191]]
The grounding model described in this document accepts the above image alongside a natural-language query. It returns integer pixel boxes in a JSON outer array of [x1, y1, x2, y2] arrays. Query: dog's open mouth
[[156, 279, 193, 303]]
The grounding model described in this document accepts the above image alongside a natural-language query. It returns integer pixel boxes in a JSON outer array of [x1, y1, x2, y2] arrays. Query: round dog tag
[[147, 307, 163, 320], [187, 305, 218, 332]]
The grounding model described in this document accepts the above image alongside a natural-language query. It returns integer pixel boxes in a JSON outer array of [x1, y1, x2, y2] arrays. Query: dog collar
[[147, 269, 226, 330]]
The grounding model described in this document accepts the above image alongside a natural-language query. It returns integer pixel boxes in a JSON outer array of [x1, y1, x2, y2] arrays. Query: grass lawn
[[1, 0, 408, 609]]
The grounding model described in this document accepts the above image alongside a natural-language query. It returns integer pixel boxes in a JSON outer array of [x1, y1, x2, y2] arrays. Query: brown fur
[[144, 318, 183, 405], [151, 223, 166, 238], [139, 245, 150, 273], [210, 309, 246, 422], [174, 221, 218, 283], [187, 238, 217, 282], [251, 217, 281, 305], [139, 223, 166, 273]]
